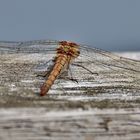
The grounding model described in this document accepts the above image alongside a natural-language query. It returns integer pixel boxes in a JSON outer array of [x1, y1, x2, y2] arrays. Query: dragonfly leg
[[68, 64, 79, 83], [36, 72, 49, 78], [59, 74, 78, 83], [72, 63, 98, 75], [58, 69, 79, 83], [66, 77, 78, 83]]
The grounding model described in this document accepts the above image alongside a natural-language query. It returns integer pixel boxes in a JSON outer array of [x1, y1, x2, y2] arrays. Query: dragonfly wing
[[58, 44, 140, 96], [79, 45, 140, 73], [0, 40, 59, 95], [0, 40, 59, 54]]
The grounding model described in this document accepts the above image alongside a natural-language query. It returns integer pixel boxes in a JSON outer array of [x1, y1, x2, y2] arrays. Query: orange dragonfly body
[[40, 41, 80, 96]]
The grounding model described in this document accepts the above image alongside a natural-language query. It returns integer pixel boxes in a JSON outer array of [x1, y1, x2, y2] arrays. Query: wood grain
[[0, 41, 140, 139]]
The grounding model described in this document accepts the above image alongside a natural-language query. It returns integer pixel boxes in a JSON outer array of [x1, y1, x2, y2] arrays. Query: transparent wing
[[0, 40, 59, 54], [78, 44, 140, 73], [62, 44, 140, 98], [0, 40, 59, 97]]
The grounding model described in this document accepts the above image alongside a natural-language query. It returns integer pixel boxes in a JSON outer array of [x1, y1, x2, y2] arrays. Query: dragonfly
[[38, 41, 80, 96], [0, 40, 140, 98]]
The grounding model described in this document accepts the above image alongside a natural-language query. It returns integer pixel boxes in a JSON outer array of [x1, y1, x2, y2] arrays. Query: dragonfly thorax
[[57, 41, 80, 58]]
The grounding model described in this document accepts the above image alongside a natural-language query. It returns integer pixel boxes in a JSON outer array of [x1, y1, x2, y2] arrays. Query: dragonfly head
[[58, 41, 80, 58]]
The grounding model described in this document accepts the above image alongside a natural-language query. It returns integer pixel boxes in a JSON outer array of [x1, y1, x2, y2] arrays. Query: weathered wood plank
[[0, 108, 140, 140], [0, 41, 140, 106], [0, 41, 140, 139]]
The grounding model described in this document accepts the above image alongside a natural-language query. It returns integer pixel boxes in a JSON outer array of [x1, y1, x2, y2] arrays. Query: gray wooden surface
[[0, 108, 140, 140], [0, 41, 140, 140]]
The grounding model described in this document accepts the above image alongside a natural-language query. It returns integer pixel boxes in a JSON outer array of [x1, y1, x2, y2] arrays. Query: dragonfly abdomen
[[40, 55, 68, 96]]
